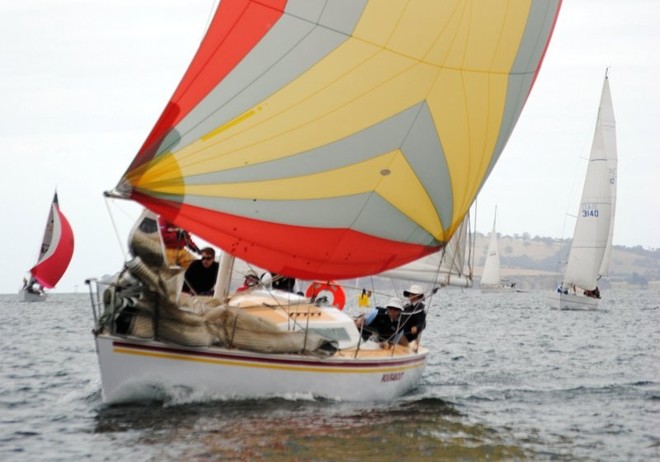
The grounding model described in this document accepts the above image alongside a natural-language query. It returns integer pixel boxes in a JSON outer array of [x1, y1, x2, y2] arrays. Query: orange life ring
[[305, 281, 346, 310]]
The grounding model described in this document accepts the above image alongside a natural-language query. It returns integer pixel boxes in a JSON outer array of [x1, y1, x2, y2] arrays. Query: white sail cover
[[480, 215, 501, 286], [563, 74, 615, 290]]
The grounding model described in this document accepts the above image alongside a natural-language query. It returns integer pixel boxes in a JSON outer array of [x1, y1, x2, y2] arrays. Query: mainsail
[[562, 73, 616, 290], [113, 0, 562, 281], [29, 192, 75, 289]]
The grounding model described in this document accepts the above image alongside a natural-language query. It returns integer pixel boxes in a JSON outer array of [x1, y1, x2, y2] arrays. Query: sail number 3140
[[581, 204, 600, 218]]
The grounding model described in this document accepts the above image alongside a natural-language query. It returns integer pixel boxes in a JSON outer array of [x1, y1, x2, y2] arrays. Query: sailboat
[[19, 192, 75, 302], [549, 71, 617, 310], [479, 209, 519, 293], [87, 1, 561, 403]]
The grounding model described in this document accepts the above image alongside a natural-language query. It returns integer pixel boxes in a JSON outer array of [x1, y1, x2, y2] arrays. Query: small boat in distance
[[549, 71, 617, 310], [479, 209, 519, 293], [19, 192, 75, 302], [87, 1, 561, 403]]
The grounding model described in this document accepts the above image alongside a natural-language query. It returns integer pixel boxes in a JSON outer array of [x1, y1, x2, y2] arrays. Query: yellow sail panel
[[370, 1, 465, 60], [154, 153, 404, 200], [177, 150, 443, 239], [375, 152, 445, 240], [126, 153, 184, 196], [355, 1, 460, 51], [168, 48, 437, 176], [428, 1, 532, 69], [428, 70, 511, 224]]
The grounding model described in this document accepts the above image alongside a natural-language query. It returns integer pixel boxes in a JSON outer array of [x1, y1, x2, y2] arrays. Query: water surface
[[1, 289, 658, 461]]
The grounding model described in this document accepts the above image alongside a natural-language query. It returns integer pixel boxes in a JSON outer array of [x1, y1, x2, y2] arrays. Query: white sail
[[378, 214, 473, 288], [562, 74, 615, 290], [480, 214, 501, 286]]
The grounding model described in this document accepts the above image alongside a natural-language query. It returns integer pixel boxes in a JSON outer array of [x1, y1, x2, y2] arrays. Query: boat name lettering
[[381, 372, 404, 383]]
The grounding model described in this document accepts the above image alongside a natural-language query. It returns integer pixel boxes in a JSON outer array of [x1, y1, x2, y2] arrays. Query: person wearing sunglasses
[[182, 247, 219, 296]]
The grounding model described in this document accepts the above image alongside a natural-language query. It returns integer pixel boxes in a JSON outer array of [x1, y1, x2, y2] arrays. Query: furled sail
[[114, 0, 562, 280], [29, 193, 75, 289]]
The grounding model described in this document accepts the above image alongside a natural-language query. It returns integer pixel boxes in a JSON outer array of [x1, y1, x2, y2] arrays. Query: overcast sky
[[1, 1, 658, 294]]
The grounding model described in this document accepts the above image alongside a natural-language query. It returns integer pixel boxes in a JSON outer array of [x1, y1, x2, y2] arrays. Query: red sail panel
[[129, 0, 288, 171], [134, 193, 434, 281], [31, 206, 74, 289]]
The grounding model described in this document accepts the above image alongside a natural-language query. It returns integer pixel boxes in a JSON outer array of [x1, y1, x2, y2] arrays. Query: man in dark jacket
[[354, 298, 407, 346], [182, 247, 219, 296], [402, 284, 427, 344]]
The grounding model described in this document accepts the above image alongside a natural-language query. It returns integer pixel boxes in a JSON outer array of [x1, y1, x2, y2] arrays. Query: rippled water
[[1, 289, 658, 461]]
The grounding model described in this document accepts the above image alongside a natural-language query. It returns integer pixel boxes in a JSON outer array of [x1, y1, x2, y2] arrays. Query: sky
[[1, 0, 658, 294]]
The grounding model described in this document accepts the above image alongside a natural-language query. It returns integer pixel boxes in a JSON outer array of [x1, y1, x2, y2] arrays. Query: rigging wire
[[103, 195, 129, 262]]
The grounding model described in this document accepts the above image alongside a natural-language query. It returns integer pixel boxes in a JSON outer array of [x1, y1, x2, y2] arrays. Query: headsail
[[595, 73, 617, 278], [29, 192, 75, 289], [115, 0, 562, 280]]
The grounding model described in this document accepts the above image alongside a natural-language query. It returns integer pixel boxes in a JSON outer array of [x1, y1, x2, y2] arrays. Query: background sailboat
[[90, 1, 562, 403], [479, 208, 519, 293], [19, 192, 75, 302], [550, 71, 617, 310]]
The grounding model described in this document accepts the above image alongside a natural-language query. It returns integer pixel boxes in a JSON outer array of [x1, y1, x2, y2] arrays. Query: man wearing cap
[[402, 284, 427, 345], [354, 297, 408, 347]]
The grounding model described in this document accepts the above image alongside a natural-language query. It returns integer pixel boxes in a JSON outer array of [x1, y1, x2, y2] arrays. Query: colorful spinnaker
[[29, 192, 75, 289], [113, 0, 562, 280]]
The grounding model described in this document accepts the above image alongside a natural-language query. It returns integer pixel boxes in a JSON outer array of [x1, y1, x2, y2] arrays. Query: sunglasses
[[201, 256, 214, 261]]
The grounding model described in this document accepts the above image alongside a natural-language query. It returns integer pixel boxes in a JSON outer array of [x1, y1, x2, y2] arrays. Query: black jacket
[[182, 260, 219, 295], [361, 307, 404, 343], [402, 301, 426, 341]]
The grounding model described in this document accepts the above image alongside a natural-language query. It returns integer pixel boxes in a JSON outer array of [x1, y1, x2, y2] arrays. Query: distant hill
[[472, 232, 660, 290]]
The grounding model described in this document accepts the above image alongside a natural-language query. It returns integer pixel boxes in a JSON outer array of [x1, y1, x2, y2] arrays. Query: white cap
[[385, 297, 404, 311], [403, 284, 424, 297]]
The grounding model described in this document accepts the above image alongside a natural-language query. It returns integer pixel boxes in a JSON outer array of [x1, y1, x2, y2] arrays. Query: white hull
[[18, 289, 46, 303], [548, 292, 599, 310], [94, 334, 427, 404]]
